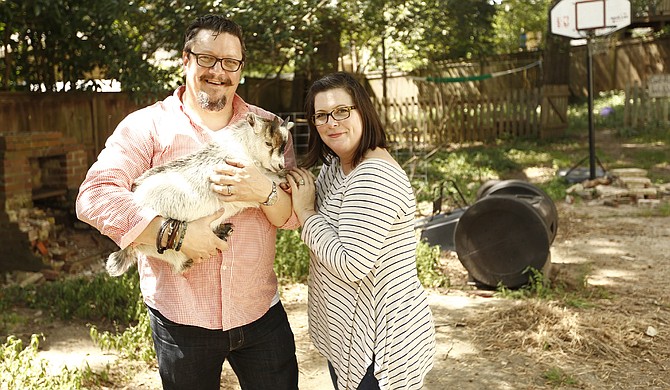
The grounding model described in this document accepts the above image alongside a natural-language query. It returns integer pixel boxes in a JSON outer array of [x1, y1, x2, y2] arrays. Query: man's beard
[[196, 91, 227, 112]]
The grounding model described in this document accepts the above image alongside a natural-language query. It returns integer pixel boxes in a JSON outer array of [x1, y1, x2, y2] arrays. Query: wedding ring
[[227, 184, 233, 195], [299, 179, 305, 185]]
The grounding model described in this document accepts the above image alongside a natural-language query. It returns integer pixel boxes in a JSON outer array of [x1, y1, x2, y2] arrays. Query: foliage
[[543, 366, 578, 386], [439, 0, 497, 61], [3, 272, 142, 323], [274, 228, 448, 288], [403, 141, 573, 208], [567, 90, 628, 133], [0, 0, 176, 96], [496, 266, 553, 299], [492, 0, 551, 53], [90, 311, 155, 362], [1, 0, 512, 93], [274, 228, 311, 283], [0, 334, 106, 389], [416, 240, 449, 288], [632, 0, 667, 18]]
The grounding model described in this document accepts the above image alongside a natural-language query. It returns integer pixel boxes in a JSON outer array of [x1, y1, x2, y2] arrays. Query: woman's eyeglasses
[[187, 50, 244, 72], [311, 106, 357, 126]]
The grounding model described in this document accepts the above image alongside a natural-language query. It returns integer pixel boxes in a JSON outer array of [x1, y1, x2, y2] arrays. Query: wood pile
[[565, 168, 670, 206]]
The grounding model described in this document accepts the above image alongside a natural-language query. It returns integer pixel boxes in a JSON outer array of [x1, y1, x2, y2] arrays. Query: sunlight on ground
[[38, 339, 118, 376], [551, 244, 590, 264], [553, 237, 628, 260], [621, 141, 666, 149], [523, 167, 555, 183], [427, 293, 488, 360], [587, 268, 637, 286], [428, 293, 484, 311], [584, 238, 628, 255]]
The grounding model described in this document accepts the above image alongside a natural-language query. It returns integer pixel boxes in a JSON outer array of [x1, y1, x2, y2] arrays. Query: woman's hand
[[286, 168, 318, 225]]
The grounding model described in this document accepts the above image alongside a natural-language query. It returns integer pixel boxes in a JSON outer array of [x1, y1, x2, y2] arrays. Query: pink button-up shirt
[[76, 87, 299, 330]]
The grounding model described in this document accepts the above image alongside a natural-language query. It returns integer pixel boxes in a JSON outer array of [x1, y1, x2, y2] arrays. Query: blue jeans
[[328, 359, 379, 390], [148, 302, 298, 390]]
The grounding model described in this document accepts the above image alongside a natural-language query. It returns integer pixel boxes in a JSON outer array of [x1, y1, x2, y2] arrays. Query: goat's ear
[[246, 112, 256, 127], [282, 116, 295, 130]]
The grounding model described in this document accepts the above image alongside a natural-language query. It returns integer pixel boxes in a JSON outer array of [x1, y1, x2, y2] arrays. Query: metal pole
[[586, 32, 596, 179]]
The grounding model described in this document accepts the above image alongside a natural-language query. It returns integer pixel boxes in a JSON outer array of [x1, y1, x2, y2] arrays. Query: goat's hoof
[[214, 223, 234, 240]]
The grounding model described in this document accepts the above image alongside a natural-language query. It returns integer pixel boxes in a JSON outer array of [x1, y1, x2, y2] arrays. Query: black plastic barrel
[[477, 179, 558, 244], [455, 180, 558, 288], [414, 208, 466, 252]]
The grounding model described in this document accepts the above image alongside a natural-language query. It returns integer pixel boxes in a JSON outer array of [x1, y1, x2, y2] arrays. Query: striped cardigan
[[301, 158, 436, 390]]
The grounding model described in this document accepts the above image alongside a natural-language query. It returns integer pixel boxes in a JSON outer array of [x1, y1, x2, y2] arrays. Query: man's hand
[[209, 158, 270, 203], [179, 209, 230, 262]]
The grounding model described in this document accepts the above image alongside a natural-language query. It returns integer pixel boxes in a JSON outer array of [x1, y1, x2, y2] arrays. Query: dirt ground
[[16, 198, 667, 390], [7, 129, 670, 389]]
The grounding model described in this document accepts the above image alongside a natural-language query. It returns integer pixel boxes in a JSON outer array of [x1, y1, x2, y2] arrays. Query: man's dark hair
[[183, 14, 246, 61], [301, 72, 388, 169]]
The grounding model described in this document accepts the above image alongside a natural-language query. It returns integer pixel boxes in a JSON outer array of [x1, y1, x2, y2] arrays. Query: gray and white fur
[[106, 112, 293, 276]]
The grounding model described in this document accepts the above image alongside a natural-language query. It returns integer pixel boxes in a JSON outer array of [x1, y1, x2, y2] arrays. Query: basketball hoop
[[550, 0, 631, 40], [550, 0, 631, 180]]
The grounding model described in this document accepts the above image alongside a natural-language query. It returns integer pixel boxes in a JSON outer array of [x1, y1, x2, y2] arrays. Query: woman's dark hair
[[301, 72, 387, 168], [183, 14, 246, 62]]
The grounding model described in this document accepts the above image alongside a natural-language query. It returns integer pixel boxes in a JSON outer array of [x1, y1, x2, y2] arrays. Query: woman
[[287, 72, 436, 390]]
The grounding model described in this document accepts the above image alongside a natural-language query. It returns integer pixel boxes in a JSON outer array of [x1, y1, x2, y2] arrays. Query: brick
[[610, 168, 648, 177], [629, 187, 659, 198], [618, 176, 652, 188]]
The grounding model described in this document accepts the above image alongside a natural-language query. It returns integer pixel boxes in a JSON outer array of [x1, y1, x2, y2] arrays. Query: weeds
[[274, 229, 310, 283], [496, 266, 554, 300], [90, 311, 154, 362], [495, 264, 614, 310], [3, 272, 143, 323], [0, 334, 107, 390], [0, 273, 144, 388], [543, 366, 578, 386], [416, 240, 449, 288]]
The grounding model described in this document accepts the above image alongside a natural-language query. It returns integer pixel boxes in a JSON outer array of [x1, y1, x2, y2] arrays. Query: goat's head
[[243, 112, 294, 176]]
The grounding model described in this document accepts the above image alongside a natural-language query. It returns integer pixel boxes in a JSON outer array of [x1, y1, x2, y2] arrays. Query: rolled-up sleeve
[[76, 111, 159, 248]]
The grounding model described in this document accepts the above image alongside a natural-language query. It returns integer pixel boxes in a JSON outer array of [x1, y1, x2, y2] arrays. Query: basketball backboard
[[550, 0, 631, 39]]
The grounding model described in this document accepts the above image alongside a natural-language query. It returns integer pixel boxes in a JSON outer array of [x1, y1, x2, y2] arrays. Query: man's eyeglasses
[[311, 106, 357, 126], [187, 50, 244, 72]]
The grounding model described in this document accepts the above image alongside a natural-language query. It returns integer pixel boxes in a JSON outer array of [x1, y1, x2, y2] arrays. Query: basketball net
[[590, 34, 613, 55]]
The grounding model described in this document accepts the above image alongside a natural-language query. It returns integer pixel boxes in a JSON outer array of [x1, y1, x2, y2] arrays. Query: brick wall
[[0, 132, 87, 216]]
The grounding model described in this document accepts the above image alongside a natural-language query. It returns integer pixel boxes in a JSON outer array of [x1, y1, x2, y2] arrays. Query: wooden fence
[[570, 36, 670, 98], [373, 87, 543, 150], [0, 91, 149, 164], [0, 86, 567, 167], [624, 82, 670, 128]]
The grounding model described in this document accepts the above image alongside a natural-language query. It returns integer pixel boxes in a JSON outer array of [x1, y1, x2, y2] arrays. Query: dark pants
[[328, 359, 380, 390], [148, 302, 298, 390]]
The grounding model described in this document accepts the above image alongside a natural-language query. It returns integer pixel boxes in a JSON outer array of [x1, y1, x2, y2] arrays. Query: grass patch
[[543, 366, 578, 387], [2, 273, 143, 323]]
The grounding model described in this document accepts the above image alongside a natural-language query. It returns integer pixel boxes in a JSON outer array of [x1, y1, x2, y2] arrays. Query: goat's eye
[[265, 142, 273, 147]]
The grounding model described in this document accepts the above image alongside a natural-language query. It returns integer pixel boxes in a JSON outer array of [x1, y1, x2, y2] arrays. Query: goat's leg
[[213, 223, 234, 240]]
